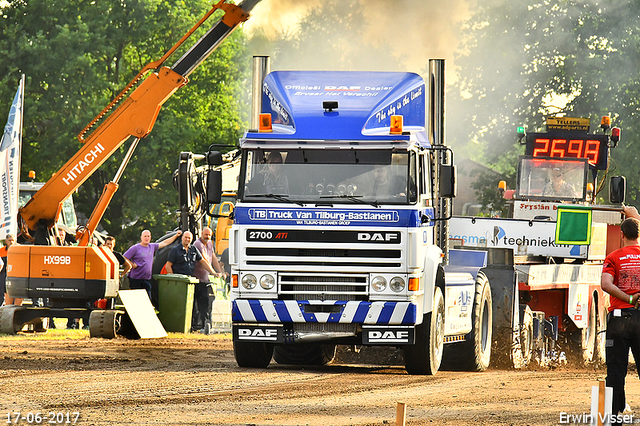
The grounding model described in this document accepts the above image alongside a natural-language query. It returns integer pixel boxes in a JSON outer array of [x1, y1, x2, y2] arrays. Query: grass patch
[[0, 328, 89, 341], [0, 315, 231, 341]]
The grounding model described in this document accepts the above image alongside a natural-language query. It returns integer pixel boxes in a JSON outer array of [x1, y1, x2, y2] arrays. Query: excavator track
[[0, 305, 47, 334], [0, 305, 25, 334]]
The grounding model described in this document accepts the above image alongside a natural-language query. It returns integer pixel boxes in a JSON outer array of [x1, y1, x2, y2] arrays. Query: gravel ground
[[0, 332, 634, 426]]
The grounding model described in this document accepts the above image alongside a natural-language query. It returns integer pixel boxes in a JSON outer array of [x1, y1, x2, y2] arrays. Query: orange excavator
[[0, 0, 261, 336]]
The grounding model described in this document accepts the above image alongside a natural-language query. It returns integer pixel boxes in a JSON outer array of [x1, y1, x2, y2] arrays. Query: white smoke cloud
[[244, 0, 472, 82]]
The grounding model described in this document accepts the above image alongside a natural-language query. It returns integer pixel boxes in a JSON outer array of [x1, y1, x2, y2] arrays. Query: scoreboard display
[[525, 132, 609, 170]]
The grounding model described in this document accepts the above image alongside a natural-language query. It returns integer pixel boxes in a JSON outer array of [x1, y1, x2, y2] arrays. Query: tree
[[450, 0, 640, 207], [0, 0, 250, 247]]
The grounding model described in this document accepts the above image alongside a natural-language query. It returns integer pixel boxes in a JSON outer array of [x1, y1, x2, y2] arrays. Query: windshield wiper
[[320, 194, 379, 208], [249, 194, 305, 206]]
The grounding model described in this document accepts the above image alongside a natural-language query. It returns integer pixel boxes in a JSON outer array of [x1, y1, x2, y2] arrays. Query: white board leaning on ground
[[0, 75, 24, 240]]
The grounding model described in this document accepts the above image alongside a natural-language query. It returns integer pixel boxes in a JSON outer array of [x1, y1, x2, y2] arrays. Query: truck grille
[[279, 274, 368, 301]]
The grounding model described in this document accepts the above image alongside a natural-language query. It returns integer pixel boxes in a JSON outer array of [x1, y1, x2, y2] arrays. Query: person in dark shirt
[[218, 247, 231, 295], [166, 231, 218, 277], [103, 236, 132, 279], [0, 233, 15, 307]]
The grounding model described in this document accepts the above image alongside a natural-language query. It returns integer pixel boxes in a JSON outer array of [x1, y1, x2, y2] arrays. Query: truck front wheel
[[403, 286, 444, 375], [232, 327, 274, 368], [441, 273, 493, 371]]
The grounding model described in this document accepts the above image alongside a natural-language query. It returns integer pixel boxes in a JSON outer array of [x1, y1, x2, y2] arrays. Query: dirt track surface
[[0, 333, 636, 426]]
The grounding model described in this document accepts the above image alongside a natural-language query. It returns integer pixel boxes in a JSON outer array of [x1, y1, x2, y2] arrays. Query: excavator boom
[[2, 0, 262, 336], [18, 0, 258, 241]]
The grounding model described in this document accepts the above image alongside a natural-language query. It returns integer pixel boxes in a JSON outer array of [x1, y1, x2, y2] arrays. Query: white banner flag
[[0, 75, 24, 240]]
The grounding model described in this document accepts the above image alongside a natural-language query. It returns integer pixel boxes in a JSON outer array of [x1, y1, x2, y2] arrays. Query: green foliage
[[469, 147, 520, 216], [450, 0, 640, 208], [0, 0, 250, 248]]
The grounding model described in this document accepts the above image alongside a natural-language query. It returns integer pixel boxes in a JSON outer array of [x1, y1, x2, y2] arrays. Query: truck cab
[[229, 67, 492, 375]]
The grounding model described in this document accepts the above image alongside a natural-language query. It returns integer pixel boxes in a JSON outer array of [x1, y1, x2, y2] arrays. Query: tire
[[403, 286, 445, 375], [594, 304, 606, 365], [89, 310, 121, 339], [232, 325, 274, 368], [0, 305, 24, 334], [520, 305, 534, 366], [273, 344, 337, 366], [441, 273, 493, 371], [568, 299, 597, 364]]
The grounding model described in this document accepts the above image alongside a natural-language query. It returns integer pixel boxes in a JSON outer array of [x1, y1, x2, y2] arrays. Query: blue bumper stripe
[[377, 303, 396, 324], [274, 300, 293, 323], [249, 299, 268, 322], [232, 300, 417, 325]]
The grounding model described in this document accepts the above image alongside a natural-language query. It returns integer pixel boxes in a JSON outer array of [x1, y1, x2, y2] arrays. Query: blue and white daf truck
[[228, 60, 495, 375]]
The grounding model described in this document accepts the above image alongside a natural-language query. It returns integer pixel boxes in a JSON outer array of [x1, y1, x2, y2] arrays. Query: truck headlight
[[390, 277, 405, 292], [371, 276, 387, 292], [260, 274, 275, 290], [241, 274, 257, 290]]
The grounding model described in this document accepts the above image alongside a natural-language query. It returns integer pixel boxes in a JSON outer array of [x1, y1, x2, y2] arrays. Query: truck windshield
[[516, 157, 588, 201], [240, 149, 415, 205]]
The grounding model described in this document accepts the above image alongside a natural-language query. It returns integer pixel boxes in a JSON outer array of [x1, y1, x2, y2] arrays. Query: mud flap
[[233, 323, 283, 343], [118, 289, 167, 339], [362, 326, 415, 345]]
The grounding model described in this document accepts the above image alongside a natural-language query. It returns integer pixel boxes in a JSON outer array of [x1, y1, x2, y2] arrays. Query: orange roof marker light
[[259, 113, 272, 132], [390, 115, 403, 135]]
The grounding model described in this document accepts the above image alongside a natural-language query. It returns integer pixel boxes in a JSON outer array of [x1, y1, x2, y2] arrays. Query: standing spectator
[[1, 234, 21, 306], [192, 227, 225, 332], [103, 236, 132, 279], [219, 247, 231, 293], [601, 217, 640, 424], [166, 231, 219, 278], [166, 231, 220, 332], [124, 229, 182, 301]]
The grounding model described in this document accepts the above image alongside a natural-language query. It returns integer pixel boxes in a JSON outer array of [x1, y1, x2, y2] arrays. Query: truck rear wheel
[[595, 305, 606, 364], [520, 305, 534, 366], [273, 344, 336, 366], [441, 273, 493, 371], [568, 300, 597, 364], [403, 286, 444, 375]]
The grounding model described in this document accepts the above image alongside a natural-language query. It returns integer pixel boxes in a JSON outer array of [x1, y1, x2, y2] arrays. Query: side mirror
[[610, 176, 626, 204], [439, 164, 457, 198], [207, 170, 222, 204]]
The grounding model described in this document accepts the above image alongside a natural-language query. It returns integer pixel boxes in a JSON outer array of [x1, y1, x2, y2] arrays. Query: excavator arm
[[19, 0, 261, 243], [1, 0, 262, 335]]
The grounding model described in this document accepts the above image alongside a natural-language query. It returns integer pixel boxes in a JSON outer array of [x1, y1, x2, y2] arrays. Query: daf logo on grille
[[357, 232, 398, 242]]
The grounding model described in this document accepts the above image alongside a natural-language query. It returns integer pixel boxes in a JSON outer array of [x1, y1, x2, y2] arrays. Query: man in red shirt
[[601, 217, 640, 422]]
